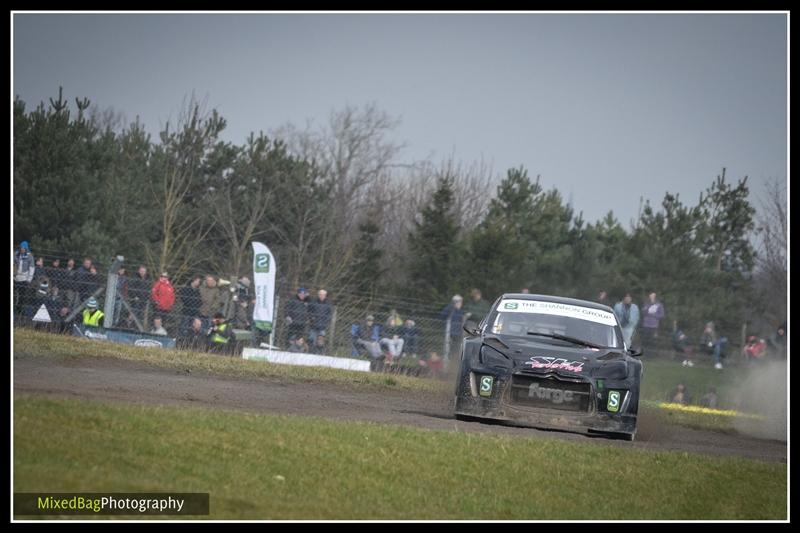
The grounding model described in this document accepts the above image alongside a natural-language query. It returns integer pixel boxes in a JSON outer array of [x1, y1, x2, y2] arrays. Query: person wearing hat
[[351, 313, 383, 360], [14, 241, 35, 283], [206, 312, 233, 355], [284, 286, 309, 348], [82, 297, 105, 327], [13, 241, 36, 314]]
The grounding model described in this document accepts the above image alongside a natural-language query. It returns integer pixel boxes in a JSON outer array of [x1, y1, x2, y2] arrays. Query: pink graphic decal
[[524, 356, 585, 373]]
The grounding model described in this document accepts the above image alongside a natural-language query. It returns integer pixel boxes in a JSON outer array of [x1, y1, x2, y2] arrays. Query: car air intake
[[509, 375, 592, 412]]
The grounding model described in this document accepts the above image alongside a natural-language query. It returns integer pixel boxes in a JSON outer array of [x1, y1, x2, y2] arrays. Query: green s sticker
[[479, 375, 494, 397], [608, 390, 621, 412], [503, 302, 518, 310]]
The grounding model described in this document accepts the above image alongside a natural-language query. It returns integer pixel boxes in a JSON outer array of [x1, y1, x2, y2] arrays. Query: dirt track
[[14, 356, 786, 463]]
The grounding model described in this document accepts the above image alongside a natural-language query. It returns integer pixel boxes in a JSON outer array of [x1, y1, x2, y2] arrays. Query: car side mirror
[[628, 347, 643, 357], [463, 320, 480, 336]]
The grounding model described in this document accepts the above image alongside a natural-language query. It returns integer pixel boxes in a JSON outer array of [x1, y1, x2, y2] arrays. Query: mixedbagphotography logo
[[14, 493, 210, 516]]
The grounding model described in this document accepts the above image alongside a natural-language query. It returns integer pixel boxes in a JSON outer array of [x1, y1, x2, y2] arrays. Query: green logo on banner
[[255, 253, 270, 273], [479, 375, 494, 397], [608, 390, 621, 412], [503, 302, 518, 310]]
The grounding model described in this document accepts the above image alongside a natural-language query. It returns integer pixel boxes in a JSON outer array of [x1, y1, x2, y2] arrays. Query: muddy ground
[[14, 356, 786, 463]]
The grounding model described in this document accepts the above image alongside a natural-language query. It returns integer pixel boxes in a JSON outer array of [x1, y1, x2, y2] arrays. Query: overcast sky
[[13, 12, 788, 226]]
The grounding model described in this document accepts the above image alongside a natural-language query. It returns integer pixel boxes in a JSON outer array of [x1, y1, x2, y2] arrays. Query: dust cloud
[[730, 360, 788, 441]]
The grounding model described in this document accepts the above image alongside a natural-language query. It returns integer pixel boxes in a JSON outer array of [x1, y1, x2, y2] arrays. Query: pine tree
[[407, 174, 462, 301], [350, 214, 386, 296]]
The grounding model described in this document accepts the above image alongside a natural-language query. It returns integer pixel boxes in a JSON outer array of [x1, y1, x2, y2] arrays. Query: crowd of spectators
[[14, 241, 788, 376], [12, 241, 257, 355]]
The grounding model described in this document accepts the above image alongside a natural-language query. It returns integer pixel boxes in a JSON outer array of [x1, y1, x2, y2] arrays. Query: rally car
[[453, 294, 643, 440]]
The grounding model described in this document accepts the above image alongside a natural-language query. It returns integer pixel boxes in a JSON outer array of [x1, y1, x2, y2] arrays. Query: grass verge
[[14, 395, 786, 520], [13, 328, 442, 393]]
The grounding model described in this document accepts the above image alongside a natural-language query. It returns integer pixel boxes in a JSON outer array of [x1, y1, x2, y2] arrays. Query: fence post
[[103, 256, 125, 329], [271, 293, 281, 349], [741, 322, 747, 364], [443, 316, 452, 368], [328, 305, 338, 356]]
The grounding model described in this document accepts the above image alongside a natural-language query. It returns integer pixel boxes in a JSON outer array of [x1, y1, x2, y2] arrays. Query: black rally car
[[454, 294, 643, 440]]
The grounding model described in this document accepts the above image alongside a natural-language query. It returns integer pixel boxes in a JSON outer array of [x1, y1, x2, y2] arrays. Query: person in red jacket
[[151, 271, 176, 325], [743, 335, 767, 365]]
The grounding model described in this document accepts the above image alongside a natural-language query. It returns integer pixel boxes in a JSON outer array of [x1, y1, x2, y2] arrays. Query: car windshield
[[490, 299, 622, 349]]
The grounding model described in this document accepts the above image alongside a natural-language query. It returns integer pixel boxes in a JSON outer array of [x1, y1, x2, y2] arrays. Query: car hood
[[481, 335, 628, 378]]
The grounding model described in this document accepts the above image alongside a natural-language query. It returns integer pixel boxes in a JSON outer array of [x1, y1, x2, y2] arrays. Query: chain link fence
[[14, 247, 770, 373], [11, 248, 478, 377]]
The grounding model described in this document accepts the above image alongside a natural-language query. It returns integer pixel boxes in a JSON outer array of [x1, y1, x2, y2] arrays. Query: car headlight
[[480, 344, 513, 369], [591, 361, 628, 380]]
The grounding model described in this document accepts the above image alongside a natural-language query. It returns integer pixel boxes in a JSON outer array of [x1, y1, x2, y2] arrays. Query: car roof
[[499, 293, 615, 314]]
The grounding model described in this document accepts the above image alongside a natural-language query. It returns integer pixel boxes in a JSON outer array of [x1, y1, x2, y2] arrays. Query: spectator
[[311, 334, 327, 355], [30, 279, 60, 329], [151, 271, 176, 320], [700, 322, 728, 370], [33, 257, 47, 283], [284, 287, 309, 346], [119, 311, 139, 332], [308, 289, 332, 352], [668, 383, 691, 405], [351, 314, 383, 360], [62, 258, 79, 309], [129, 265, 151, 326], [13, 241, 35, 313], [613, 293, 640, 347], [743, 335, 768, 364], [380, 311, 405, 363], [23, 273, 51, 319], [441, 294, 466, 362], [520, 287, 530, 294], [82, 297, 104, 328], [641, 292, 666, 349], [673, 328, 694, 367], [235, 276, 252, 302], [178, 276, 203, 328], [206, 312, 234, 355], [464, 288, 491, 325], [419, 351, 444, 378], [75, 257, 95, 302], [289, 336, 310, 353], [386, 308, 403, 329], [400, 318, 421, 358], [85, 264, 103, 302], [768, 322, 787, 359], [13, 240, 35, 283], [596, 289, 610, 307], [233, 298, 253, 330], [150, 316, 168, 336], [199, 275, 223, 319], [52, 304, 74, 334], [44, 258, 62, 287], [178, 317, 207, 352], [699, 387, 719, 409]]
